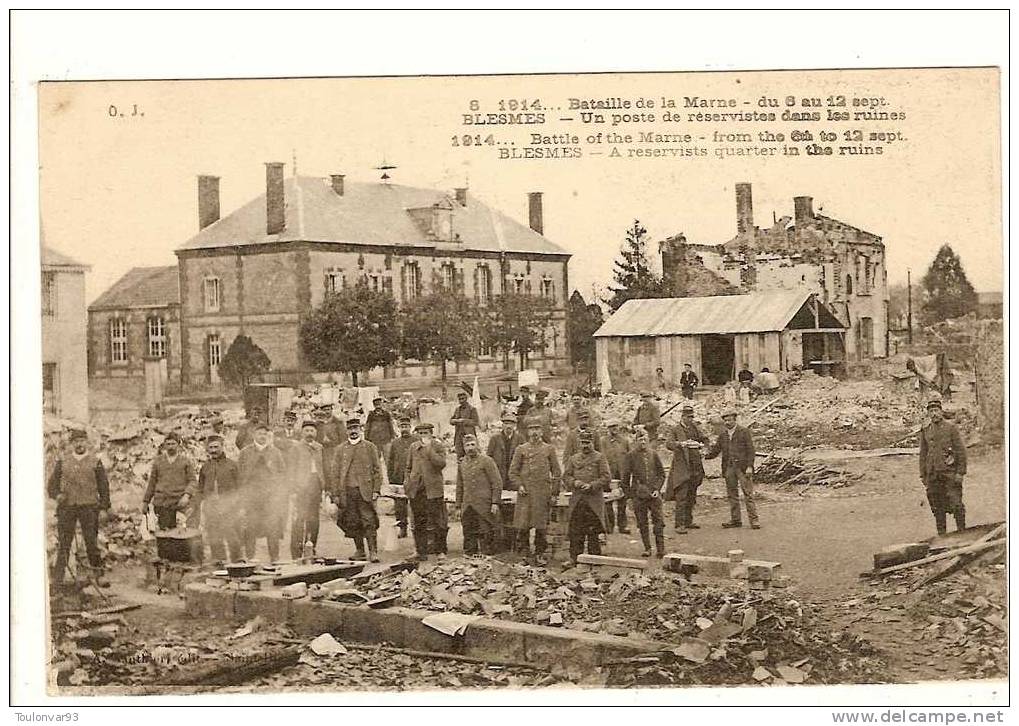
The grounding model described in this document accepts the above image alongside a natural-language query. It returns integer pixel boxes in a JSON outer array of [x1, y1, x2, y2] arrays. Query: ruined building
[[660, 183, 889, 361]]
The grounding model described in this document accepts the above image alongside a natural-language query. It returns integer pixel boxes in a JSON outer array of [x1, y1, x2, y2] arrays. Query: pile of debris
[[754, 452, 862, 490], [49, 602, 141, 687]]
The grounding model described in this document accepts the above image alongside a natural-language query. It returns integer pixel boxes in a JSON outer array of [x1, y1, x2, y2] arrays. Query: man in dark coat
[[705, 407, 759, 529], [315, 404, 344, 497], [143, 433, 197, 530], [919, 395, 968, 534], [600, 420, 632, 534], [450, 390, 480, 459], [365, 397, 396, 453], [331, 418, 384, 562], [529, 390, 555, 444], [235, 406, 266, 452], [516, 386, 534, 420], [456, 434, 503, 555], [510, 417, 562, 565], [238, 423, 288, 560], [562, 430, 611, 565], [623, 428, 666, 558], [562, 411, 602, 462], [385, 416, 417, 538], [487, 413, 526, 551], [405, 422, 448, 561], [680, 364, 699, 400], [48, 429, 111, 586], [666, 404, 708, 532], [198, 433, 242, 562], [633, 393, 662, 444], [288, 421, 325, 559]]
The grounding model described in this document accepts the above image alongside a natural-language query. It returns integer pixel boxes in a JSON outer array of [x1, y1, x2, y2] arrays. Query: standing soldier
[[562, 430, 611, 565], [601, 420, 632, 535], [623, 428, 667, 558], [405, 422, 448, 561], [386, 416, 417, 539], [666, 404, 708, 533], [331, 418, 384, 562], [143, 433, 197, 530], [238, 424, 287, 560], [450, 390, 480, 459], [705, 407, 759, 529], [510, 417, 562, 565], [315, 404, 344, 493], [288, 421, 325, 559], [919, 395, 968, 534], [456, 433, 503, 556], [198, 434, 242, 563], [529, 390, 555, 443], [633, 393, 662, 444], [48, 429, 111, 587], [487, 413, 526, 552], [516, 386, 534, 419], [366, 397, 396, 455], [562, 410, 602, 462], [680, 364, 699, 401]]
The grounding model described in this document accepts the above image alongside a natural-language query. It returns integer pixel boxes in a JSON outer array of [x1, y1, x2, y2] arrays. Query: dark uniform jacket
[[198, 455, 240, 500], [48, 452, 111, 509], [634, 402, 662, 433], [487, 430, 526, 490], [331, 439, 383, 503], [919, 419, 967, 481], [238, 444, 286, 498], [562, 428, 602, 463], [705, 425, 755, 474], [563, 449, 611, 529], [405, 439, 447, 499], [450, 403, 480, 454], [601, 433, 631, 480], [456, 453, 503, 517], [680, 370, 699, 391], [386, 433, 418, 485], [288, 440, 325, 498], [145, 454, 198, 508], [622, 447, 666, 499], [510, 441, 561, 530], [366, 409, 396, 450]]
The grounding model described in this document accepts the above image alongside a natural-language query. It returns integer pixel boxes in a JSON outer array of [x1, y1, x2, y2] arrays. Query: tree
[[218, 334, 271, 389], [567, 290, 603, 369], [921, 244, 978, 324], [484, 293, 554, 371], [604, 219, 671, 312], [400, 291, 483, 380], [299, 280, 400, 386]]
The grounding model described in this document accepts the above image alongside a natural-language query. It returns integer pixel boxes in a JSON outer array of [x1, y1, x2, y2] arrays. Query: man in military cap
[[198, 433, 241, 562], [510, 417, 562, 565], [366, 397, 396, 454], [385, 416, 417, 538], [48, 429, 111, 586], [529, 389, 555, 443], [487, 412, 526, 551], [238, 423, 288, 560], [331, 418, 384, 562], [405, 422, 448, 560], [456, 433, 503, 556], [450, 390, 480, 459], [705, 407, 759, 529], [919, 394, 968, 534], [315, 404, 344, 501], [516, 386, 534, 419], [563, 429, 611, 565], [562, 410, 602, 462], [288, 421, 326, 559], [601, 420, 632, 534], [666, 404, 709, 532], [143, 432, 197, 530], [633, 392, 662, 445], [623, 428, 666, 558]]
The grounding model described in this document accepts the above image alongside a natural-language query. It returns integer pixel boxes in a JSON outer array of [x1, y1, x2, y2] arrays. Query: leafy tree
[[484, 293, 554, 371], [567, 290, 603, 369], [400, 291, 483, 380], [218, 334, 271, 389], [921, 244, 978, 324], [299, 280, 400, 386], [604, 219, 670, 312]]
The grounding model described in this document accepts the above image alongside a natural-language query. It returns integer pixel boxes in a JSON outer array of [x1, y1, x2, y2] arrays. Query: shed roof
[[594, 290, 832, 337], [41, 246, 88, 269], [177, 176, 568, 257], [89, 266, 180, 310]]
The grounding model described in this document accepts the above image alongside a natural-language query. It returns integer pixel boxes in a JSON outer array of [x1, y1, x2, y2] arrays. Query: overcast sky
[[38, 68, 1001, 306]]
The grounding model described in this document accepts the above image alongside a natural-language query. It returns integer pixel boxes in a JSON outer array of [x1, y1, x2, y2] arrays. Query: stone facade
[[42, 248, 90, 421]]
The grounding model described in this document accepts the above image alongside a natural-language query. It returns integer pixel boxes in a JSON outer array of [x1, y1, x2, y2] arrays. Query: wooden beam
[[871, 537, 1005, 577], [912, 524, 1006, 589]]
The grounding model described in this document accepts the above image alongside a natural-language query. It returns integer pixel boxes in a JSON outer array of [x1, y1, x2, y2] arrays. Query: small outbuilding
[[594, 289, 848, 387]]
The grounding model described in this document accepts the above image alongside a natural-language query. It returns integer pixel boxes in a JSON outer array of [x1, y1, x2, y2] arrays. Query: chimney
[[454, 187, 467, 207], [794, 196, 814, 227], [735, 182, 753, 234], [528, 192, 544, 235], [330, 174, 345, 196], [265, 162, 285, 235], [197, 175, 220, 230]]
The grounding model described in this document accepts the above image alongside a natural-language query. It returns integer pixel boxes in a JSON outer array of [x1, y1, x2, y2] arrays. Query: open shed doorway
[[701, 334, 735, 384]]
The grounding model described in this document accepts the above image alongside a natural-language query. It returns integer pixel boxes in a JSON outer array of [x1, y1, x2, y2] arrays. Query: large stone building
[[175, 165, 571, 389], [87, 266, 181, 400], [660, 183, 889, 361], [41, 246, 90, 420]]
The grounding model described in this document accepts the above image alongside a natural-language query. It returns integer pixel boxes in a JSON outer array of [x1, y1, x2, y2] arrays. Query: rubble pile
[[754, 452, 862, 489]]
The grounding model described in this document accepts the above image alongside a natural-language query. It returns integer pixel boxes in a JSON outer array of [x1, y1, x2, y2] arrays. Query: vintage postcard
[[15, 16, 1006, 711]]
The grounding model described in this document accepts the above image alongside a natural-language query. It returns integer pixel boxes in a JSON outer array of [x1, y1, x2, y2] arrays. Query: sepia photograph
[[10, 10, 1009, 715]]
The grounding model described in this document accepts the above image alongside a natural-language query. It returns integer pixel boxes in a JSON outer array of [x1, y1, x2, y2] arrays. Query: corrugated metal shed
[[594, 290, 815, 337], [89, 266, 180, 310]]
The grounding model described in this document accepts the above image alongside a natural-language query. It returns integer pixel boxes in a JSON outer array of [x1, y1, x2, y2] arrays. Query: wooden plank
[[912, 524, 1007, 589], [576, 554, 649, 570], [871, 537, 1005, 577]]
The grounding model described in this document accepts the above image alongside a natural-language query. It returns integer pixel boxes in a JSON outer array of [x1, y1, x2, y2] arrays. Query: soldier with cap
[[680, 364, 699, 400], [633, 393, 662, 444], [366, 397, 397, 453], [623, 428, 667, 558], [529, 390, 555, 444], [288, 420, 326, 559], [705, 406, 759, 529], [405, 422, 449, 561], [510, 416, 562, 565], [563, 429, 611, 564], [197, 433, 242, 562], [919, 394, 968, 534], [516, 386, 534, 419], [601, 420, 632, 534], [450, 390, 480, 458], [315, 404, 344, 500], [385, 415, 418, 538], [562, 410, 602, 462], [143, 432, 198, 530], [665, 404, 709, 532], [48, 429, 111, 586], [456, 433, 503, 555], [238, 423, 288, 560], [331, 417, 384, 562], [487, 412, 526, 551]]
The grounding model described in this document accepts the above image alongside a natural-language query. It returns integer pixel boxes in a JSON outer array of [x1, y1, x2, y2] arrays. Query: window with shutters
[[324, 268, 345, 294], [402, 262, 421, 302], [540, 276, 555, 303], [203, 277, 222, 312], [148, 317, 167, 358], [861, 256, 872, 295], [110, 318, 128, 364], [382, 276, 393, 296], [476, 266, 492, 306], [41, 272, 56, 317], [441, 262, 456, 291], [512, 274, 525, 294], [209, 333, 222, 367]]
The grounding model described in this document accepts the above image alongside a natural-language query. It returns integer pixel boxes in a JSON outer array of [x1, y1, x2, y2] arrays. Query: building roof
[[977, 291, 1003, 305], [594, 289, 829, 337], [89, 266, 180, 310], [41, 246, 88, 269], [177, 176, 569, 257]]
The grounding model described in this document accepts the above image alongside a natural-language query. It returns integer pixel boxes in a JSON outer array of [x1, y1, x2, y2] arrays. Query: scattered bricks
[[461, 620, 527, 664], [233, 590, 292, 624], [401, 609, 467, 654], [748, 564, 777, 581], [340, 604, 408, 648], [873, 543, 930, 570], [576, 554, 649, 570]]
